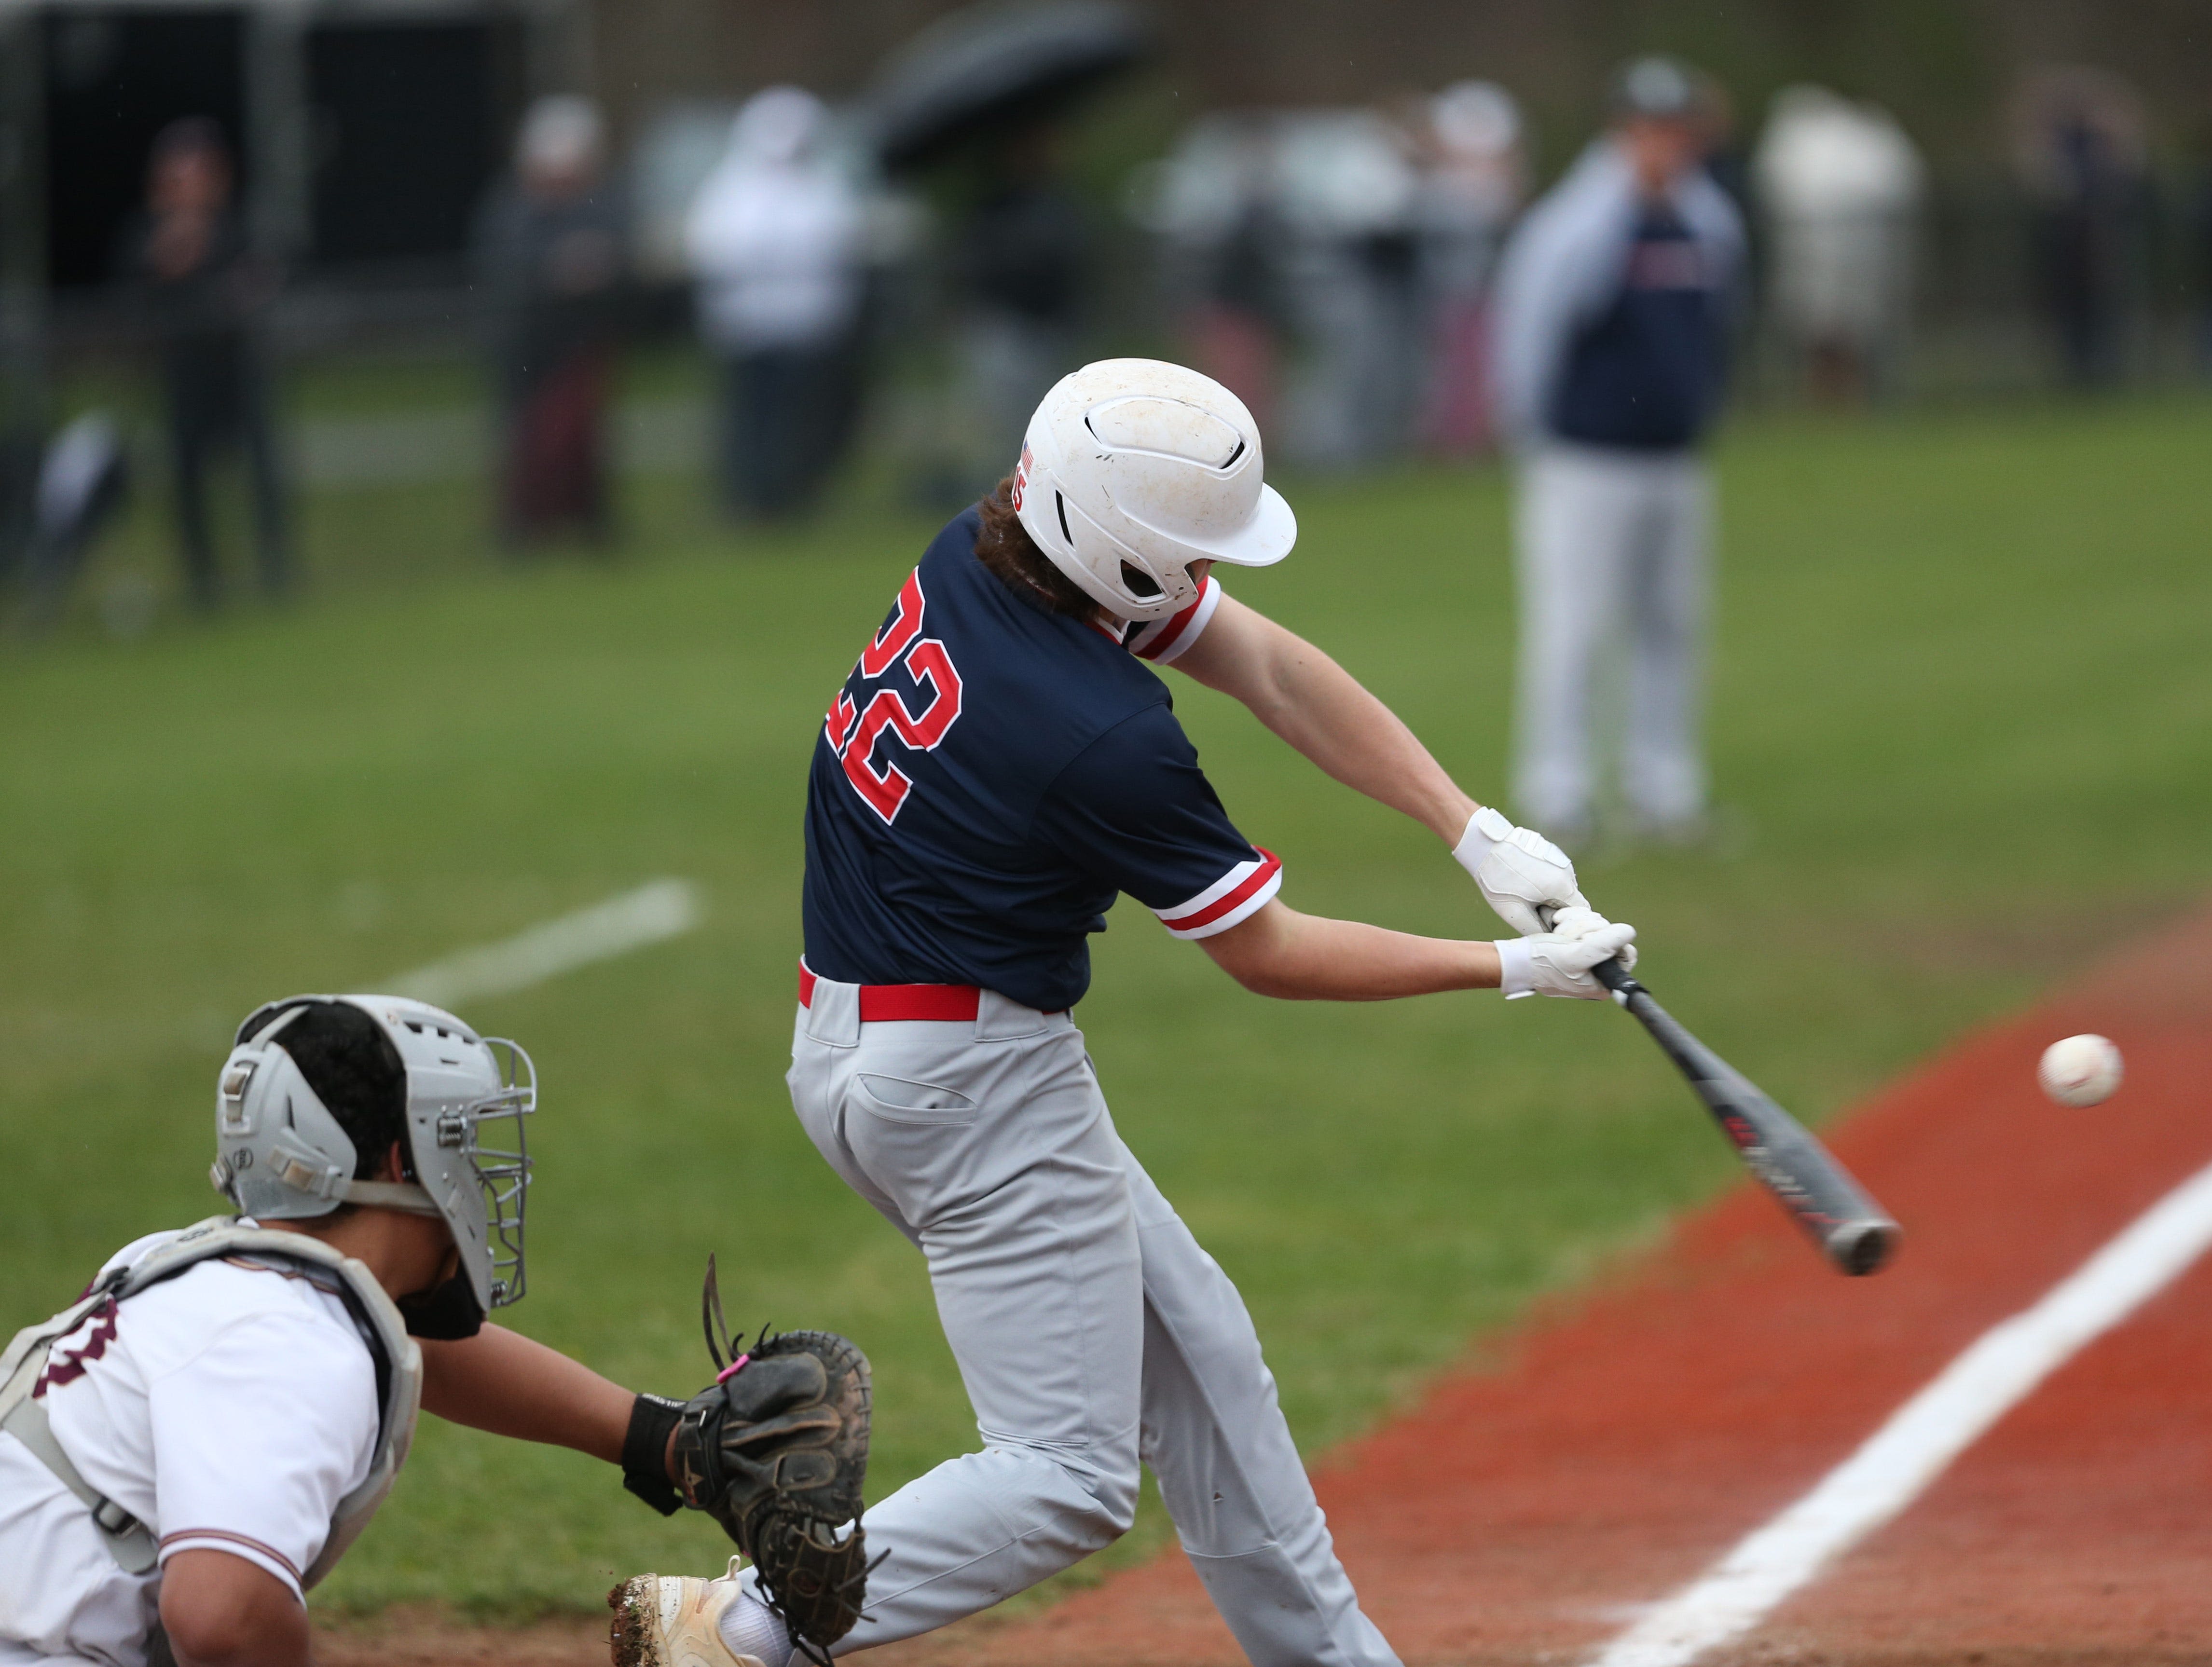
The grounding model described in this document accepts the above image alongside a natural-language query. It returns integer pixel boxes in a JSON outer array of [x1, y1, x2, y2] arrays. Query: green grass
[[4, 393, 2211, 1615]]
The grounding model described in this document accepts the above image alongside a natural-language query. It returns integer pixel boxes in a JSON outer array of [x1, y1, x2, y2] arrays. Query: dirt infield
[[320, 910, 2212, 1667]]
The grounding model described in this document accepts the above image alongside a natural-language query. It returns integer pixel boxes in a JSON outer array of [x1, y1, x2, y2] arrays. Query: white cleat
[[608, 1559, 765, 1667]]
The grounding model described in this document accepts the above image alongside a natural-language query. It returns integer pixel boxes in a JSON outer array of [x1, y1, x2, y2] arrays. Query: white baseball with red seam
[[2037, 1033, 2123, 1107]]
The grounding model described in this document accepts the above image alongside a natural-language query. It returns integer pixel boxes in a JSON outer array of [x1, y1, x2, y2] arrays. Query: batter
[[623, 359, 1636, 1667]]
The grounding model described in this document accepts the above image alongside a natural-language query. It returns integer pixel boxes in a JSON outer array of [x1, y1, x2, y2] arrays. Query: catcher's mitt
[[671, 1259, 873, 1659]]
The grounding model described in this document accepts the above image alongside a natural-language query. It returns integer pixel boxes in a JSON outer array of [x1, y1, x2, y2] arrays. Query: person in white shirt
[[685, 87, 868, 520], [1753, 86, 1923, 403], [0, 995, 732, 1667]]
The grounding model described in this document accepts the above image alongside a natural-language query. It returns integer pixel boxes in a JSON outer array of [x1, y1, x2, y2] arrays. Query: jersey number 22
[[826, 569, 964, 824]]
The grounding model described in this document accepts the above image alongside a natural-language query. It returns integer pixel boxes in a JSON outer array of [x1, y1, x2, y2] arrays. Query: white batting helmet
[[212, 995, 534, 1316], [1012, 358, 1296, 622]]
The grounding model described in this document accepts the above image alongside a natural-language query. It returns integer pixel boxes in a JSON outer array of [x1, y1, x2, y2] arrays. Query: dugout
[[0, 0, 582, 390], [0, 0, 583, 284], [0, 0, 584, 561]]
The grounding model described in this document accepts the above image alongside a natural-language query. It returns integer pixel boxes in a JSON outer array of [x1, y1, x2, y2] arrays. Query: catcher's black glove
[[672, 1261, 873, 1659]]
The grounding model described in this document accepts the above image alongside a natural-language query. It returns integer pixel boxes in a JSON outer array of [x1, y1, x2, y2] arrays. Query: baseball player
[[0, 994, 868, 1667], [613, 359, 1635, 1667], [1490, 57, 1745, 846]]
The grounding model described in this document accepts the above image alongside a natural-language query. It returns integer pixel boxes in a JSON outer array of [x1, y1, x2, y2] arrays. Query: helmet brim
[[1195, 481, 1296, 568]]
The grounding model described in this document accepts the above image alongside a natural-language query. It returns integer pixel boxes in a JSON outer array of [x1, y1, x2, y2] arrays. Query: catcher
[[0, 993, 870, 1667]]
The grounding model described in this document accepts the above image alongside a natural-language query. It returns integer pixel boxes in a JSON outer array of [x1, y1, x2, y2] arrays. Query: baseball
[[2038, 1034, 2123, 1107]]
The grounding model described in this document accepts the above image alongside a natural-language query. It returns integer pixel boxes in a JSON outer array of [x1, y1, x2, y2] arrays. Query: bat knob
[[1827, 1218, 1902, 1277]]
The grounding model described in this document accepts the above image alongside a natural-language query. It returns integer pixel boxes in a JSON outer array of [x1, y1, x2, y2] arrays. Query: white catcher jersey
[[0, 1227, 379, 1666]]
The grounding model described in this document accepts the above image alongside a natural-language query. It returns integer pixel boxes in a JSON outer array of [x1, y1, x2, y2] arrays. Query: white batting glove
[[1454, 806, 1588, 937], [1546, 904, 1637, 972], [1494, 909, 1637, 1000]]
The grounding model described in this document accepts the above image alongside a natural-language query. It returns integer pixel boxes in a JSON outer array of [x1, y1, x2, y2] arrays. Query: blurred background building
[[2, 0, 2210, 617]]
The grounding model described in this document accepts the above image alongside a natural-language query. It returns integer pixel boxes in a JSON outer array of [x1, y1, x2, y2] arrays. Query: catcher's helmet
[[1012, 358, 1296, 622], [211, 995, 534, 1316]]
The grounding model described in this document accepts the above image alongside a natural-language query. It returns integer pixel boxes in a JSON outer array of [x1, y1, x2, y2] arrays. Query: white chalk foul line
[[1589, 1151, 2212, 1667], [388, 879, 705, 1009]]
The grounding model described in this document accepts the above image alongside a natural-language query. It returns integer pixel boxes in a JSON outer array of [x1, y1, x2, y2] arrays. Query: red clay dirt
[[319, 911, 2212, 1667]]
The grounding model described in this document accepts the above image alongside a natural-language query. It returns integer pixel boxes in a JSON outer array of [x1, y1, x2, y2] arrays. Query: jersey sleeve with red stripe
[[1122, 574, 1223, 665], [1032, 703, 1281, 941]]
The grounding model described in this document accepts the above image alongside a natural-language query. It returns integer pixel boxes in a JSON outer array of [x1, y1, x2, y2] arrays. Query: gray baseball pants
[[777, 975, 1398, 1667], [1511, 440, 1712, 836]]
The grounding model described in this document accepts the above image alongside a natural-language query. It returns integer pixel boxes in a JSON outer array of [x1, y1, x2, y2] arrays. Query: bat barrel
[[1593, 955, 1904, 1279]]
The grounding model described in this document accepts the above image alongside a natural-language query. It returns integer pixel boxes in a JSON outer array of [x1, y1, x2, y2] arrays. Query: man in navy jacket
[[1491, 58, 1744, 845]]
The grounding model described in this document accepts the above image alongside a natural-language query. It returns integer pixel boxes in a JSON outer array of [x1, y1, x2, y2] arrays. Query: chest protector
[[0, 1216, 422, 1588]]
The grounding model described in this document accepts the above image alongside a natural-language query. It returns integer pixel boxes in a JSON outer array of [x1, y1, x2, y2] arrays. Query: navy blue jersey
[[1550, 203, 1728, 451], [802, 509, 1278, 1011]]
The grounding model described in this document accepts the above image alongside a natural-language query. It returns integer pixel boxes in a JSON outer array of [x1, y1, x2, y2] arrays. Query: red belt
[[798, 961, 981, 1023]]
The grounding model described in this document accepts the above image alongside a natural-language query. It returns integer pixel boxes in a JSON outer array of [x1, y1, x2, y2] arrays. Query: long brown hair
[[974, 475, 1100, 620]]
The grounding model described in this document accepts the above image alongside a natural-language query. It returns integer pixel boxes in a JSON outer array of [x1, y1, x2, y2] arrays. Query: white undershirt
[[0, 1227, 379, 1667]]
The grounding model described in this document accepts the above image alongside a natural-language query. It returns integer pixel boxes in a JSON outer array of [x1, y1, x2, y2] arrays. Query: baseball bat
[[1592, 958, 1901, 1276]]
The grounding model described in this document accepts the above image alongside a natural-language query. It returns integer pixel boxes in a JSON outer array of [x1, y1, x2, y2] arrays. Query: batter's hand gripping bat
[[1591, 958, 1901, 1276]]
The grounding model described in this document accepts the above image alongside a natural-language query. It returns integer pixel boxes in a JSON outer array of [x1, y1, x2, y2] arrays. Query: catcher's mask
[[211, 994, 535, 1326]]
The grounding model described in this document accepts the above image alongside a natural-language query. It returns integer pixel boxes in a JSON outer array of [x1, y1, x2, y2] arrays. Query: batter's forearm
[[1199, 900, 1500, 1000], [1181, 599, 1478, 843], [418, 1323, 633, 1464], [1260, 651, 1477, 844]]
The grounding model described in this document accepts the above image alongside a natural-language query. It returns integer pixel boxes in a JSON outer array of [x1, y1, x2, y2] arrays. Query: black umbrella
[[866, 1, 1152, 172]]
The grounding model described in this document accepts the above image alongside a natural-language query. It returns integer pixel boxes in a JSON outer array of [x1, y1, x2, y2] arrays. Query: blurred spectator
[[1414, 82, 1525, 454], [474, 96, 630, 547], [1491, 57, 1745, 845], [121, 118, 287, 610], [1274, 110, 1420, 468], [1754, 86, 1923, 404], [956, 121, 1089, 482], [1147, 114, 1291, 435], [686, 87, 868, 520], [2012, 68, 2148, 389]]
